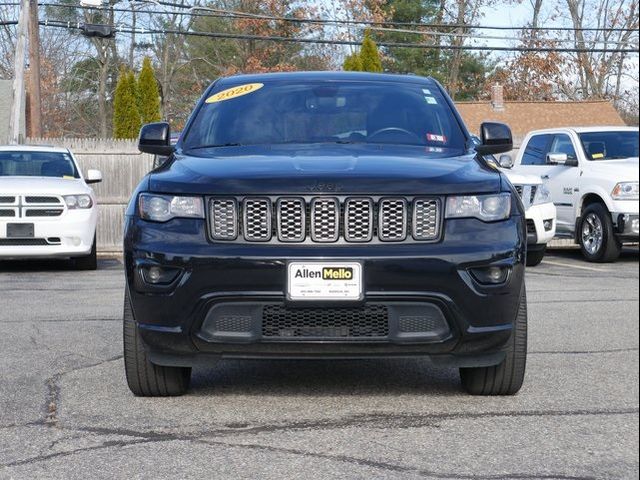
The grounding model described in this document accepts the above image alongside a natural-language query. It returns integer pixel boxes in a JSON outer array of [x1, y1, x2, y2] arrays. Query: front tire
[[460, 286, 527, 395], [526, 246, 546, 267], [123, 289, 191, 396], [74, 235, 97, 271], [578, 203, 621, 263]]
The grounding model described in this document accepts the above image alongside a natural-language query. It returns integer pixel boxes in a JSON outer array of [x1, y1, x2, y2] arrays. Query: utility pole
[[9, 0, 29, 144], [28, 0, 42, 138]]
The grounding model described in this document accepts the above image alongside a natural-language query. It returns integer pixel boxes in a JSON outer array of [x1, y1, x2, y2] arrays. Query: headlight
[[611, 182, 639, 200], [445, 193, 511, 222], [138, 193, 204, 222], [532, 184, 552, 205], [64, 194, 93, 209]]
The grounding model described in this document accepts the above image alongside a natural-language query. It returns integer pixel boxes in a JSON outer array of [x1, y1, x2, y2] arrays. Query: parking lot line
[[541, 259, 612, 272]]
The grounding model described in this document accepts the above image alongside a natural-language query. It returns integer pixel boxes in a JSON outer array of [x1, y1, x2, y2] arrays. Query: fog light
[[141, 265, 180, 285], [543, 219, 553, 232], [469, 266, 510, 285], [72, 237, 81, 246]]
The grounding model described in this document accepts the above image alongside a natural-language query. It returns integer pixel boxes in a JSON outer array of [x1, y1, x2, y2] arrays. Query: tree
[[137, 57, 161, 124], [343, 53, 363, 71], [113, 67, 140, 139], [342, 31, 383, 72], [360, 31, 384, 72]]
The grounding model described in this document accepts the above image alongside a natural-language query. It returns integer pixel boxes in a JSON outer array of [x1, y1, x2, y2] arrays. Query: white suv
[[472, 137, 557, 266], [0, 145, 102, 269], [510, 126, 639, 262]]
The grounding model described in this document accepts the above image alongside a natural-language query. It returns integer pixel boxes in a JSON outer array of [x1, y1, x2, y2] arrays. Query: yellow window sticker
[[63, 175, 75, 179], [205, 83, 264, 103], [591, 153, 604, 159]]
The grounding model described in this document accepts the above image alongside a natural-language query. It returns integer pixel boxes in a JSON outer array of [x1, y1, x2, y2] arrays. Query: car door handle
[[541, 175, 550, 180]]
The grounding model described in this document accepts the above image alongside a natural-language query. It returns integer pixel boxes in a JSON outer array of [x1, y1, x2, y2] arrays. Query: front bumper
[[612, 213, 639, 242], [124, 213, 526, 365], [0, 209, 97, 259], [525, 202, 556, 246]]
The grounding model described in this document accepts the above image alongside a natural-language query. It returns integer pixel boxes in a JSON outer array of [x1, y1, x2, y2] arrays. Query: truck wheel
[[123, 289, 191, 396], [74, 235, 97, 271], [460, 286, 527, 395], [526, 246, 546, 267], [579, 203, 622, 263]]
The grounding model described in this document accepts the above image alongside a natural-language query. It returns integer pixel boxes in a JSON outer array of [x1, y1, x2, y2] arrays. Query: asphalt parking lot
[[0, 249, 638, 479]]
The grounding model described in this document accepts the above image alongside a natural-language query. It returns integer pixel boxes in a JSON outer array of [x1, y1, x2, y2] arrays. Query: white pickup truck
[[504, 126, 639, 262]]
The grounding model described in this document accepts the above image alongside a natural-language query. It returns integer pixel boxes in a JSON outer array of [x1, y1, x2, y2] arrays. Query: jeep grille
[[208, 196, 441, 244]]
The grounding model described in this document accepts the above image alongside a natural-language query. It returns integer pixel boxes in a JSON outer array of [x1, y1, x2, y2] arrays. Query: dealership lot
[[0, 249, 638, 479]]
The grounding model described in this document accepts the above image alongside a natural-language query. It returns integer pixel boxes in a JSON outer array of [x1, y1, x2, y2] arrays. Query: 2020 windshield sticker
[[427, 133, 447, 143], [205, 83, 264, 103]]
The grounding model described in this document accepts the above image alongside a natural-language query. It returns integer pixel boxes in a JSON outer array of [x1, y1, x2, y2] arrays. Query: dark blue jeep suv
[[124, 72, 527, 397]]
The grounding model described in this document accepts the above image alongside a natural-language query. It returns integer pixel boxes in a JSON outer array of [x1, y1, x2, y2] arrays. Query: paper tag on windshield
[[427, 133, 447, 143], [424, 96, 438, 104]]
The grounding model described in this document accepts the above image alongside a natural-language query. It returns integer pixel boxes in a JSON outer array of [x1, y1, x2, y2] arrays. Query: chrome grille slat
[[311, 198, 339, 243], [413, 199, 440, 241], [210, 198, 238, 240], [378, 198, 407, 242], [243, 198, 272, 241], [277, 198, 305, 242], [344, 198, 373, 242]]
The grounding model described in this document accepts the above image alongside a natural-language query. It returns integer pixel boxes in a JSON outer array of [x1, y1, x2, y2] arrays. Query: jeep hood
[[148, 144, 501, 195]]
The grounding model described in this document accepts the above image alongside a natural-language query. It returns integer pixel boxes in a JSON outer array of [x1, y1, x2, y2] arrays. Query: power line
[[39, 1, 639, 33], [38, 20, 639, 54], [38, 2, 640, 48]]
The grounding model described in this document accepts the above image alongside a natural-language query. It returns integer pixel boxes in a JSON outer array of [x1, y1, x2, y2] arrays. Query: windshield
[[579, 131, 639, 160], [182, 80, 467, 155], [0, 151, 79, 178]]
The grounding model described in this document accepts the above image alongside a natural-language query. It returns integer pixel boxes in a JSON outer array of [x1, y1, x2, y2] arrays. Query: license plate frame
[[6, 223, 35, 238], [286, 261, 364, 302]]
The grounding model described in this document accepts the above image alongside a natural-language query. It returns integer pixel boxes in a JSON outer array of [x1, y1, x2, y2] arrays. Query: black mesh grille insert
[[262, 304, 389, 338], [25, 196, 61, 204], [0, 209, 14, 217], [0, 239, 49, 246], [526, 219, 536, 234], [0, 196, 15, 204]]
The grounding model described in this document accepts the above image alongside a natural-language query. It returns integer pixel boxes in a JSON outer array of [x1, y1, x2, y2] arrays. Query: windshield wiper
[[187, 143, 243, 150]]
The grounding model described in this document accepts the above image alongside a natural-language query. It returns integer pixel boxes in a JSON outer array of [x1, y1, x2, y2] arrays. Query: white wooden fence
[[26, 138, 153, 252]]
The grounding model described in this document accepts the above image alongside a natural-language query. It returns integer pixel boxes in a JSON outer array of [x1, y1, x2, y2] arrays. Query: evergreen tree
[[359, 31, 383, 73], [113, 67, 141, 139], [137, 57, 162, 124], [343, 53, 363, 72]]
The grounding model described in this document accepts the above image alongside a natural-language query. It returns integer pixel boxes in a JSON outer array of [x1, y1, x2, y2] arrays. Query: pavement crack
[[42, 355, 123, 427], [529, 347, 639, 355], [194, 438, 595, 480]]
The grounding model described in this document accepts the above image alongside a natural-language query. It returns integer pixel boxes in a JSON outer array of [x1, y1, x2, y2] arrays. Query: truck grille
[[208, 196, 441, 244], [0, 195, 65, 218], [514, 185, 537, 207], [262, 304, 389, 338]]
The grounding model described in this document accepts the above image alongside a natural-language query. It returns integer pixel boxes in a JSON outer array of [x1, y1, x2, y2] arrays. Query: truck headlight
[[611, 182, 639, 200], [138, 194, 204, 222], [445, 193, 511, 222], [64, 194, 93, 209], [532, 184, 552, 205]]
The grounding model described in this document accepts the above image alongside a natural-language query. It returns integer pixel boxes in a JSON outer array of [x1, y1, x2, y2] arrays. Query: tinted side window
[[521, 134, 551, 165], [550, 134, 577, 159]]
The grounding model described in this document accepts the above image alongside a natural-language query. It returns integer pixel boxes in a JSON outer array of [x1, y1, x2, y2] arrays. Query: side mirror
[[85, 169, 102, 184], [546, 153, 578, 166], [475, 122, 513, 155], [138, 122, 174, 156], [498, 154, 514, 169]]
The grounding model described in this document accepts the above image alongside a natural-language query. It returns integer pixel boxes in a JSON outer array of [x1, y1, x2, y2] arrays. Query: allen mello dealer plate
[[287, 261, 363, 301]]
